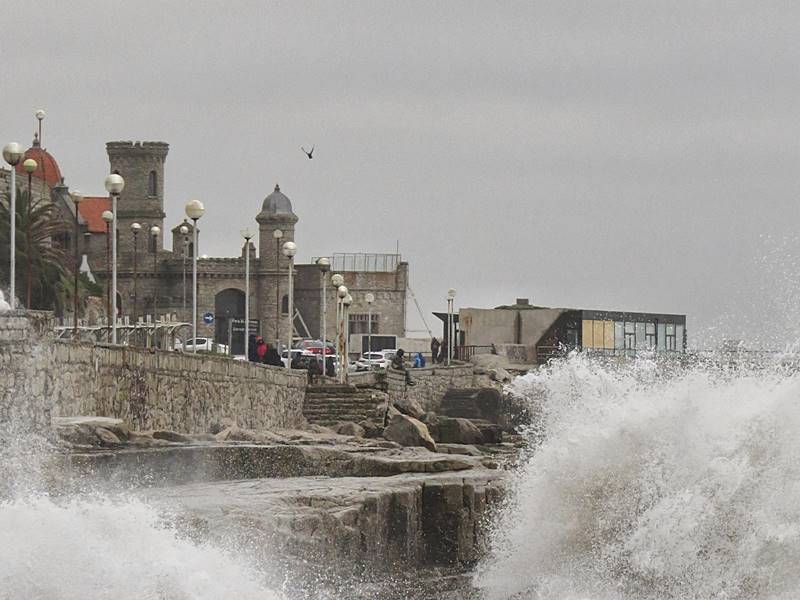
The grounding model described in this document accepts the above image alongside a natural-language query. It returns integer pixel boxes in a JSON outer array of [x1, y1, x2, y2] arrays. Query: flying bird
[[301, 146, 314, 159]]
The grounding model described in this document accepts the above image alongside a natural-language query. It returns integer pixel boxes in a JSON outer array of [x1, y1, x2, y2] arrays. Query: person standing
[[439, 337, 448, 364], [255, 336, 267, 363], [430, 337, 440, 364]]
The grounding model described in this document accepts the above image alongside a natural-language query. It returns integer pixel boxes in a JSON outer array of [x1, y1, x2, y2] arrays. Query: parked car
[[294, 339, 335, 355], [281, 348, 315, 368], [355, 349, 397, 371], [174, 337, 229, 355]]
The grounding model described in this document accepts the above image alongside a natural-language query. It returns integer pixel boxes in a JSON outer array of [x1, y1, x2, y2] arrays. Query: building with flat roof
[[452, 298, 686, 363]]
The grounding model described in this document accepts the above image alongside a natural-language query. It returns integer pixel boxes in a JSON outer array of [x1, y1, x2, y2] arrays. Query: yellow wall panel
[[582, 320, 594, 348], [603, 320, 615, 349], [593, 321, 604, 350]]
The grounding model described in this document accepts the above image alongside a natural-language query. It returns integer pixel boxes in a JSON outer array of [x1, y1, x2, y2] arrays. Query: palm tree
[[0, 186, 71, 313]]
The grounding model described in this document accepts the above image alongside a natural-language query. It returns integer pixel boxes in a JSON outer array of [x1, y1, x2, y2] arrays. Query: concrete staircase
[[303, 384, 380, 426]]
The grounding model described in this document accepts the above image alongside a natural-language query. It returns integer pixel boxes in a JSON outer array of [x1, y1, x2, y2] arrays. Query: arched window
[[281, 294, 289, 315], [148, 171, 157, 196]]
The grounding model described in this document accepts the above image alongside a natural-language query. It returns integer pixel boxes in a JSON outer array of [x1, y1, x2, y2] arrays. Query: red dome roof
[[15, 135, 62, 187]]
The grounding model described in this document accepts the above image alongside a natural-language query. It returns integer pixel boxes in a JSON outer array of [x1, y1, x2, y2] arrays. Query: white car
[[355, 350, 397, 371], [175, 337, 229, 355], [281, 349, 316, 368]]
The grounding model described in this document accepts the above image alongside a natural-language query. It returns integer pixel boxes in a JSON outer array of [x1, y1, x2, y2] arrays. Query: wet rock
[[332, 421, 365, 437], [215, 426, 289, 444], [394, 395, 425, 419], [437, 417, 484, 445], [488, 367, 511, 383], [475, 422, 503, 444], [152, 430, 192, 443], [94, 427, 123, 447], [436, 443, 484, 457], [383, 414, 437, 452], [53, 416, 130, 442]]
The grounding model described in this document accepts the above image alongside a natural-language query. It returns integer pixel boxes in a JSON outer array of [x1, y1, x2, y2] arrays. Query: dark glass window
[[281, 294, 289, 315], [148, 171, 157, 196], [349, 313, 379, 335]]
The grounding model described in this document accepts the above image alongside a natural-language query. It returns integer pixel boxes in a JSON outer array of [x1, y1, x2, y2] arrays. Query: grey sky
[[3, 1, 799, 347]]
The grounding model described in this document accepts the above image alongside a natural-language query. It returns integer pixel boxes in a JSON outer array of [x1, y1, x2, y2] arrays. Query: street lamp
[[317, 257, 330, 375], [337, 283, 348, 382], [331, 274, 344, 377], [22, 158, 37, 307], [3, 142, 23, 309], [180, 224, 189, 315], [447, 287, 456, 365], [273, 229, 283, 340], [104, 173, 124, 343], [131, 222, 141, 320], [241, 227, 253, 360], [71, 191, 84, 334], [185, 200, 204, 352], [343, 293, 353, 383], [150, 225, 160, 324], [282, 240, 297, 368], [101, 210, 113, 325], [365, 292, 375, 357]]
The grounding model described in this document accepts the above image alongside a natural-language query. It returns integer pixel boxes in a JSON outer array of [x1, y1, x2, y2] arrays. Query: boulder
[[470, 354, 511, 370], [53, 416, 130, 441], [437, 417, 484, 445], [93, 427, 123, 447], [358, 418, 384, 439], [215, 426, 289, 444], [374, 402, 402, 426], [475, 422, 503, 444], [383, 414, 437, 452], [332, 421, 365, 437], [488, 367, 511, 383], [152, 430, 192, 444], [436, 443, 484, 457], [393, 395, 425, 419]]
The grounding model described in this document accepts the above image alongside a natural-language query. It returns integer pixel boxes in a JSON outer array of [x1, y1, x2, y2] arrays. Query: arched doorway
[[214, 288, 245, 353]]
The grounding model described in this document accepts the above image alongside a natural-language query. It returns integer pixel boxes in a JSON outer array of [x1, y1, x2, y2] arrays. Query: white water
[[476, 354, 800, 599], [0, 429, 284, 600]]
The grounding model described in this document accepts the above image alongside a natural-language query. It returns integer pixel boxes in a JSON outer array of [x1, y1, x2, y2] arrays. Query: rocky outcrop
[[437, 416, 484, 445], [144, 469, 504, 582], [383, 414, 437, 452]]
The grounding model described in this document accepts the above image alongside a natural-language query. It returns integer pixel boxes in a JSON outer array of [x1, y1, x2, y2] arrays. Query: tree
[[0, 187, 71, 313]]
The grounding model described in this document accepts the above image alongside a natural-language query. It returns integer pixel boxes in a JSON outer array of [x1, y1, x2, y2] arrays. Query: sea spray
[[476, 354, 800, 599], [0, 426, 284, 599]]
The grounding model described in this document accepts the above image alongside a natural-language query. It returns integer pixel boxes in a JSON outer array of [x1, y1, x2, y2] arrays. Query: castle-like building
[[1, 137, 409, 353]]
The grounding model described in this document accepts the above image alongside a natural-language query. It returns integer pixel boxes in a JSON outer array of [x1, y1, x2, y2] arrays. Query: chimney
[[516, 298, 530, 306]]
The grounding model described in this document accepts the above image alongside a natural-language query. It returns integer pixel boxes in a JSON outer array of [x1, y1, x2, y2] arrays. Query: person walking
[[430, 337, 440, 364], [439, 338, 448, 364]]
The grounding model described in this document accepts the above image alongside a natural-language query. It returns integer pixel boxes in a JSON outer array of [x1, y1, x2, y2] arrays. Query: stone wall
[[386, 363, 475, 413], [0, 312, 307, 433]]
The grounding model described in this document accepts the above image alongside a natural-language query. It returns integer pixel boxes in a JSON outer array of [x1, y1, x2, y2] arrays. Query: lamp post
[[131, 222, 141, 321], [104, 174, 124, 343], [331, 274, 344, 377], [180, 224, 189, 315], [185, 200, 204, 352], [2, 142, 23, 309], [282, 240, 297, 368], [317, 257, 330, 375], [336, 284, 348, 383], [273, 229, 283, 341], [101, 210, 113, 326], [150, 225, 160, 323], [447, 288, 456, 365], [241, 227, 253, 360], [22, 158, 37, 307], [71, 191, 84, 334], [365, 292, 375, 357], [343, 293, 352, 384]]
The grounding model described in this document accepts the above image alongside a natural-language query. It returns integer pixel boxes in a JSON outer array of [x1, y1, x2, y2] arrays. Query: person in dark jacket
[[391, 349, 414, 386], [430, 337, 440, 364], [264, 345, 283, 367], [247, 334, 259, 362], [439, 338, 448, 364]]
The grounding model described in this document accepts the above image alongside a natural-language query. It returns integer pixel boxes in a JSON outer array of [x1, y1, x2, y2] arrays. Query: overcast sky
[[3, 1, 800, 347]]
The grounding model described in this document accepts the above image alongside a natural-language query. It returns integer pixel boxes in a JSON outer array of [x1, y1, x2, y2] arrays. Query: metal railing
[[321, 253, 401, 273], [454, 345, 495, 361]]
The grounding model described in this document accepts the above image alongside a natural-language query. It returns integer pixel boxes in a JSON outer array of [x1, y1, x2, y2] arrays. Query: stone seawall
[[387, 364, 475, 413], [0, 312, 307, 433]]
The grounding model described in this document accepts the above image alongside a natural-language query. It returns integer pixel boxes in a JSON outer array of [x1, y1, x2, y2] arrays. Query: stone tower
[[256, 184, 298, 343], [106, 141, 169, 257]]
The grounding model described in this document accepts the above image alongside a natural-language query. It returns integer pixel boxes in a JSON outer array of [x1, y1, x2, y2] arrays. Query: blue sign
[[203, 312, 214, 324]]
